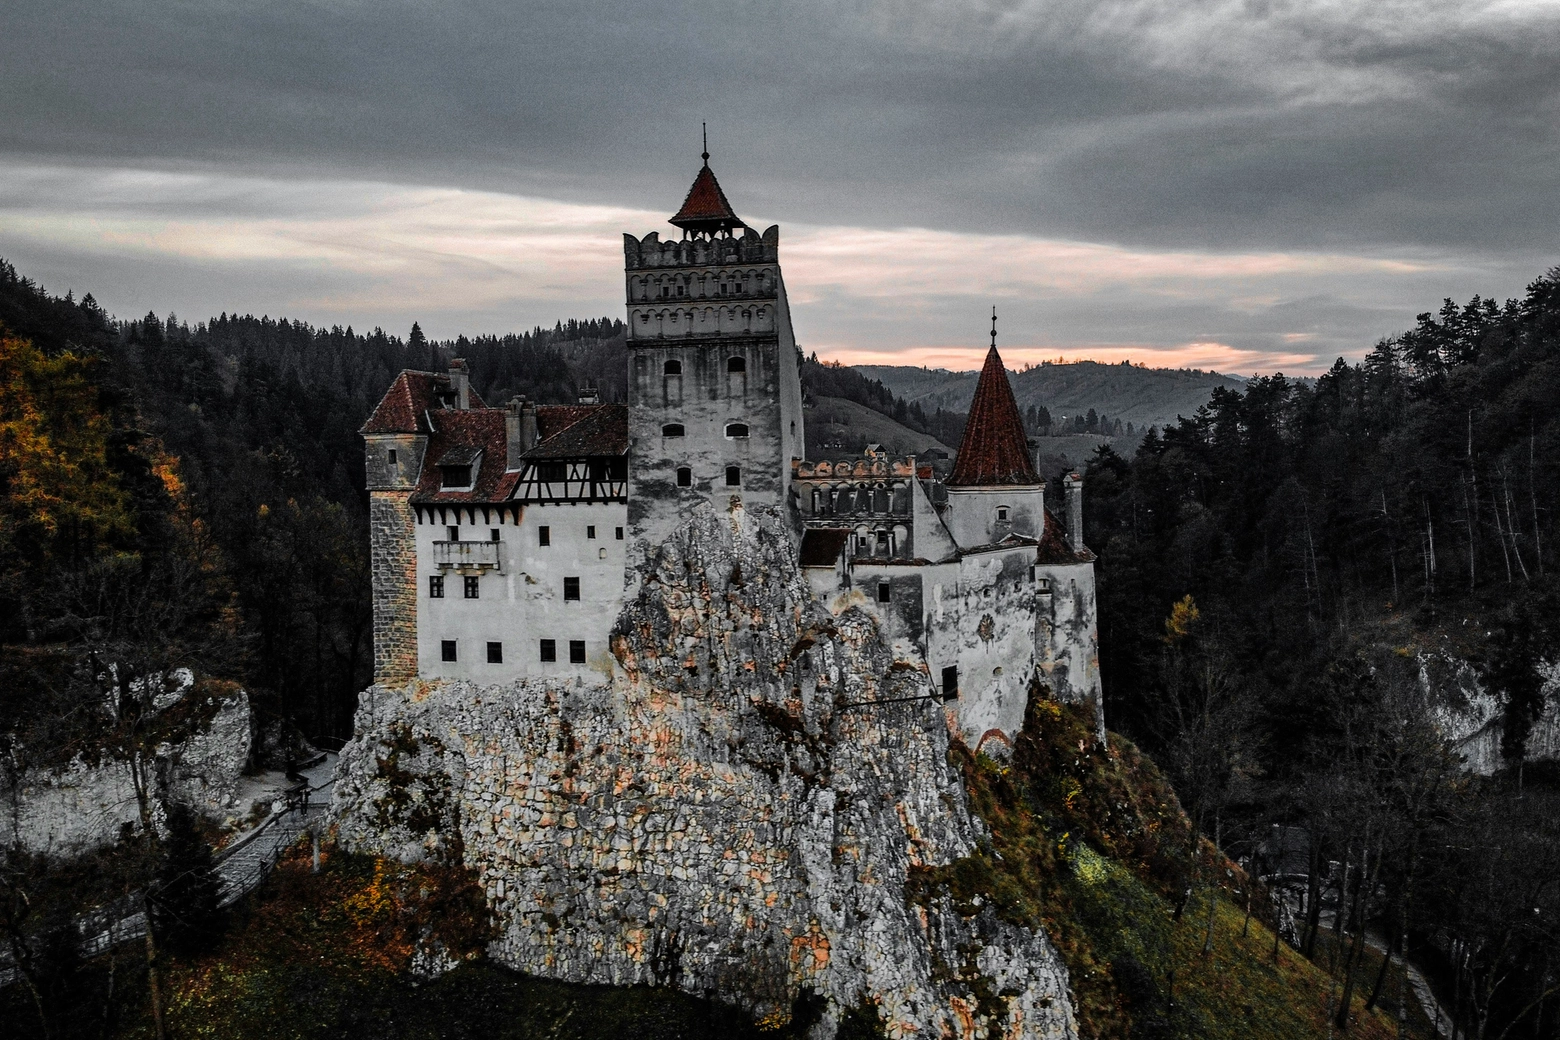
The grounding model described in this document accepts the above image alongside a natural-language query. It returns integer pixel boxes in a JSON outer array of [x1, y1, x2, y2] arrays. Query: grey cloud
[[2, 0, 1557, 256]]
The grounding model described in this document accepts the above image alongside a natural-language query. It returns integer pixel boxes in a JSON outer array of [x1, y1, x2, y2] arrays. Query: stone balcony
[[432, 539, 502, 572]]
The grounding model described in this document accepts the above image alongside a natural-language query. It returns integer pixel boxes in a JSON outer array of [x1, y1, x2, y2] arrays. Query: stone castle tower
[[622, 150, 806, 564]]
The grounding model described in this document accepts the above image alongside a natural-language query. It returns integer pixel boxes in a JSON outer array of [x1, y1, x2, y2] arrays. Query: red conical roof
[[670, 163, 746, 234], [947, 346, 1040, 487]]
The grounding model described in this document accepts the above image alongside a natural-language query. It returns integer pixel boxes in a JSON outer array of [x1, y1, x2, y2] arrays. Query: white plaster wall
[[943, 486, 1045, 549], [415, 501, 627, 681]]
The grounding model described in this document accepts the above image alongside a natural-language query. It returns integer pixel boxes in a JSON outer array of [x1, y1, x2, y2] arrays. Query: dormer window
[[724, 423, 749, 438], [436, 446, 480, 491], [387, 448, 398, 466]]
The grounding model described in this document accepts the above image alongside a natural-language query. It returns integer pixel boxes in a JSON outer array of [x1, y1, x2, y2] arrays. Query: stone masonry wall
[[333, 503, 1077, 1039], [370, 490, 419, 685]]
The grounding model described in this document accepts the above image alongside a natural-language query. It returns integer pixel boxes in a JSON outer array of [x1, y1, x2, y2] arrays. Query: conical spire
[[670, 126, 746, 235], [948, 315, 1039, 487]]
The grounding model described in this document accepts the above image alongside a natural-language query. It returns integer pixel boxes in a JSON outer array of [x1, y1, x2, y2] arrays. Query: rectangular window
[[941, 666, 959, 701], [490, 528, 500, 541], [587, 525, 596, 539], [676, 467, 692, 487], [447, 526, 460, 542], [538, 525, 550, 546], [487, 641, 503, 663], [563, 577, 580, 601], [725, 466, 741, 486], [464, 575, 480, 599], [569, 640, 586, 664], [615, 527, 624, 540], [877, 581, 891, 603], [388, 448, 398, 465], [429, 575, 444, 598], [539, 639, 556, 662], [441, 640, 457, 662]]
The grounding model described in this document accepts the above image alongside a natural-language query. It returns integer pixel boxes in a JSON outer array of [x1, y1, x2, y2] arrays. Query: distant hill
[[857, 360, 1248, 431], [804, 396, 954, 459]]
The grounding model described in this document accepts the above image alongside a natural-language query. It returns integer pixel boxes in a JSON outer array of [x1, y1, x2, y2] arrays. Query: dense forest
[[1085, 270, 1560, 1038], [7, 253, 1560, 1036]]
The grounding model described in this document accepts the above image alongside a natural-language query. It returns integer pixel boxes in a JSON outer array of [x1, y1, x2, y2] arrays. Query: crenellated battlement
[[623, 225, 779, 270]]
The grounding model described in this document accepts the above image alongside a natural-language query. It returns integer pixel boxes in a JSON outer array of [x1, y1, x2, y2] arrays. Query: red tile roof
[[947, 346, 1040, 488], [670, 164, 746, 234], [522, 405, 628, 459], [360, 371, 489, 435], [412, 410, 518, 504], [1035, 509, 1095, 564]]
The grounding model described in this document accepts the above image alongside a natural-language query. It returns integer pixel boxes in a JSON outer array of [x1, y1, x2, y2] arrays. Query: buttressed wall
[[333, 504, 1077, 1040]]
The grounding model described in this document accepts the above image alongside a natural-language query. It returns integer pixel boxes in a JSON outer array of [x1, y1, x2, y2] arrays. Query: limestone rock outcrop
[[333, 504, 1077, 1038]]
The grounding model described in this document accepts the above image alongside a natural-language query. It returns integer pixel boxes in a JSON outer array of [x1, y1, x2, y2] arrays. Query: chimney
[[449, 358, 470, 410], [1063, 471, 1085, 551], [505, 398, 524, 470], [521, 399, 537, 451]]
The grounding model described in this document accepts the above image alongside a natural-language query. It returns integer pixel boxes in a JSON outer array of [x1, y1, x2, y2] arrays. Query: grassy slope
[[805, 395, 954, 457], [923, 696, 1430, 1040]]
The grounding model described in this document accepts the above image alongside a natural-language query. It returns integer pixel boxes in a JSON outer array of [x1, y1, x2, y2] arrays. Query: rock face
[[333, 504, 1078, 1038], [6, 676, 251, 856]]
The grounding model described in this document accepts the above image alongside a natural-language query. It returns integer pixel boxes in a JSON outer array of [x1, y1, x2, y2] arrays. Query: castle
[[362, 155, 1101, 752]]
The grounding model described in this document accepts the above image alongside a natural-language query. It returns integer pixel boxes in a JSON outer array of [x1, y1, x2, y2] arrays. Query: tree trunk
[[143, 923, 167, 1040]]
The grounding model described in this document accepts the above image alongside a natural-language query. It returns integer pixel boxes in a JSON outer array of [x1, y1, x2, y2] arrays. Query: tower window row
[[634, 270, 768, 300], [662, 357, 746, 375]]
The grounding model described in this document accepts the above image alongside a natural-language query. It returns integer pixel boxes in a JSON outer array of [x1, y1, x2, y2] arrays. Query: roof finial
[[990, 305, 997, 351], [702, 122, 709, 165]]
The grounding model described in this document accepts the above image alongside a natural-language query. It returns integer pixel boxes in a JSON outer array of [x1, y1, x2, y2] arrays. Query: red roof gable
[[361, 371, 488, 435], [411, 410, 518, 505], [947, 346, 1039, 487], [670, 164, 746, 234]]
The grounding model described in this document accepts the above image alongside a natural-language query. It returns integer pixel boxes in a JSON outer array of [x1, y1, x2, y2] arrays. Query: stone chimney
[[449, 358, 471, 410], [1063, 472, 1085, 551], [506, 397, 537, 468]]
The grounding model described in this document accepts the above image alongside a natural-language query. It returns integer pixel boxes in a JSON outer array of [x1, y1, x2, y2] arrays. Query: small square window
[[564, 577, 580, 601], [569, 640, 586, 664], [997, 507, 1009, 522], [447, 526, 460, 542], [539, 639, 556, 662], [725, 466, 741, 486], [487, 641, 503, 663], [429, 575, 444, 598], [676, 467, 692, 487], [388, 448, 398, 465], [490, 528, 500, 541], [441, 640, 457, 662], [587, 525, 596, 539], [538, 525, 551, 546], [615, 527, 624, 540], [464, 575, 480, 599], [877, 581, 891, 603]]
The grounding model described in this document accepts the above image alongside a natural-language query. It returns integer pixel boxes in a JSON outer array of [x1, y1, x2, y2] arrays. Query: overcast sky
[[2, 1, 1556, 373]]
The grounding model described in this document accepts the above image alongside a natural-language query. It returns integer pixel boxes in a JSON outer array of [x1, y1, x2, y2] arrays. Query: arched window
[[676, 467, 692, 487], [662, 424, 685, 437], [725, 466, 742, 486], [727, 356, 746, 373], [725, 423, 749, 438], [664, 359, 681, 375]]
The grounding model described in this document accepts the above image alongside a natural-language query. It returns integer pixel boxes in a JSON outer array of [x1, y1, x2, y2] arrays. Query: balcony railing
[[432, 540, 502, 572]]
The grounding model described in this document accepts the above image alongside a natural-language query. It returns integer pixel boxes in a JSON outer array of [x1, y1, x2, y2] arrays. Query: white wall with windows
[[413, 498, 628, 682]]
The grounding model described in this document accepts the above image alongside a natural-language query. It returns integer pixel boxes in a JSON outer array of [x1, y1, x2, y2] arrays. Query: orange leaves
[[0, 333, 133, 556]]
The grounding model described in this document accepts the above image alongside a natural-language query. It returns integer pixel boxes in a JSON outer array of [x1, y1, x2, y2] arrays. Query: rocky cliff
[[332, 504, 1078, 1038]]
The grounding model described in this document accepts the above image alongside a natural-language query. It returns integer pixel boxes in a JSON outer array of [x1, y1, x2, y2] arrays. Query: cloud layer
[[1, 1, 1556, 372]]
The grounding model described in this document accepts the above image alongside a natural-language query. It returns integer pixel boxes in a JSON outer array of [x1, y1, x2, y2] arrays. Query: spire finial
[[990, 305, 997, 350], [702, 122, 709, 165]]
